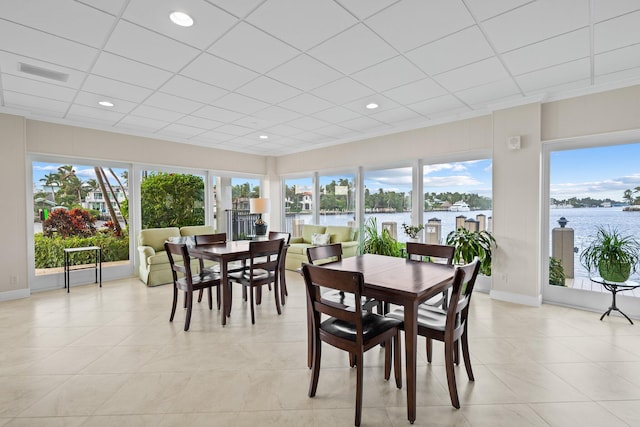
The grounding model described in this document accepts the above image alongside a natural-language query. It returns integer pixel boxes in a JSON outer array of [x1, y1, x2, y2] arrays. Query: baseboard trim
[[489, 289, 542, 307], [0, 288, 31, 302]]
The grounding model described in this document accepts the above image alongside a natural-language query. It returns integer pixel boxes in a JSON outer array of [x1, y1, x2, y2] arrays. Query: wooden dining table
[[188, 239, 288, 325], [326, 254, 455, 424]]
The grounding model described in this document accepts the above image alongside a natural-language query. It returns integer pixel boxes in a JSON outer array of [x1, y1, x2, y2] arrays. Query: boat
[[449, 201, 470, 212]]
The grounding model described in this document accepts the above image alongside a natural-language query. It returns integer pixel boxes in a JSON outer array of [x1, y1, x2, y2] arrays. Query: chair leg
[[249, 286, 256, 324], [197, 288, 203, 303], [393, 333, 402, 389], [461, 332, 474, 381], [309, 338, 321, 397], [384, 338, 392, 381], [184, 291, 193, 332], [273, 280, 282, 315], [256, 286, 262, 305], [454, 340, 460, 365], [349, 353, 356, 367], [216, 285, 221, 310], [444, 338, 460, 409], [355, 350, 364, 427], [426, 337, 433, 363], [242, 286, 247, 302], [170, 284, 178, 322], [207, 287, 213, 310]]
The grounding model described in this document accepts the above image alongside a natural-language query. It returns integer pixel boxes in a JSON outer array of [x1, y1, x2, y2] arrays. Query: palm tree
[[94, 167, 122, 235], [40, 172, 60, 200], [624, 189, 634, 205]]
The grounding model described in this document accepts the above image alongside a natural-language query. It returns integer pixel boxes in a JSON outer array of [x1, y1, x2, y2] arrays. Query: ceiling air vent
[[18, 63, 69, 82]]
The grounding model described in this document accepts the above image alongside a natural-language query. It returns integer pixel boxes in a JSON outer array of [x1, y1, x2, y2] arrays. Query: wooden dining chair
[[302, 263, 402, 427], [164, 242, 222, 331], [228, 238, 284, 324], [386, 257, 480, 409], [406, 242, 456, 310], [193, 233, 227, 306], [268, 231, 291, 303]]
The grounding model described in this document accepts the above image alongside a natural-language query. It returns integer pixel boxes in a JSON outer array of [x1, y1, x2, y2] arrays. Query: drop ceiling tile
[[406, 26, 495, 76], [382, 78, 447, 105], [144, 92, 203, 115], [159, 123, 206, 138], [336, 0, 398, 20], [233, 116, 274, 129], [516, 58, 591, 93], [192, 105, 244, 122], [464, 0, 532, 22], [455, 79, 522, 108], [77, 0, 126, 15], [594, 10, 640, 53], [213, 92, 270, 115], [352, 56, 425, 92], [287, 116, 330, 131], [0, 19, 97, 70], [267, 54, 342, 91], [181, 53, 259, 91], [82, 74, 153, 103], [213, 0, 265, 18], [215, 123, 254, 137], [408, 94, 467, 117], [73, 91, 137, 114], [593, 0, 640, 22], [160, 76, 227, 104], [595, 66, 640, 86], [503, 29, 590, 76], [131, 104, 183, 122], [92, 52, 172, 89], [0, 51, 84, 88], [308, 24, 396, 75], [434, 57, 509, 92], [208, 22, 299, 73], [1, 0, 115, 48], [116, 115, 168, 132], [67, 104, 125, 124], [276, 93, 332, 115], [235, 76, 301, 104], [482, 0, 589, 53], [174, 115, 223, 130], [340, 115, 390, 132], [595, 44, 640, 76], [123, 0, 238, 50], [313, 124, 358, 138], [264, 124, 306, 137], [311, 77, 375, 104], [292, 131, 330, 143], [370, 106, 426, 124], [342, 95, 400, 114], [246, 0, 357, 51], [366, 0, 474, 52], [3, 90, 68, 115], [1, 74, 76, 102], [191, 130, 234, 144], [252, 106, 302, 123], [104, 21, 200, 72], [311, 106, 362, 124]]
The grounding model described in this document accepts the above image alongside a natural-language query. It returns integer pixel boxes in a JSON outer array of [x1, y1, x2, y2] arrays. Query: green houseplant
[[445, 227, 497, 276], [401, 223, 424, 240], [360, 217, 403, 257], [549, 257, 566, 286], [580, 226, 640, 282]]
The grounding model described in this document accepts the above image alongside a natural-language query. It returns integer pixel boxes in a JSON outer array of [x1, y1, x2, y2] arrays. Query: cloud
[[551, 174, 640, 200], [424, 175, 481, 187]]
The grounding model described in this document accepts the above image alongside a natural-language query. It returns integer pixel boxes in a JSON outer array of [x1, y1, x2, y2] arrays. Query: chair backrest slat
[[307, 243, 343, 265], [406, 242, 455, 264], [268, 231, 291, 244], [249, 238, 284, 273], [194, 233, 226, 246]]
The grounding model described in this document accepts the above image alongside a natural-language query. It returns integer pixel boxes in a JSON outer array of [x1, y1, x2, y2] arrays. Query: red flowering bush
[[43, 208, 96, 238]]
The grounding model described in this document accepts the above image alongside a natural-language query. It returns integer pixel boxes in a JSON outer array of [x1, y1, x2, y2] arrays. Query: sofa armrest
[[290, 237, 304, 244], [138, 245, 156, 262]]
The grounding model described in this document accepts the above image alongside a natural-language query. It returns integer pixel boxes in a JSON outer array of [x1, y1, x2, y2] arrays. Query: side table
[[591, 277, 639, 324], [64, 246, 102, 293]]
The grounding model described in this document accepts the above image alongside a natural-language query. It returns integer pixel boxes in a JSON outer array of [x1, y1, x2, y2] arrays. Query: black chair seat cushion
[[321, 312, 402, 341], [176, 272, 220, 289], [387, 305, 447, 331]]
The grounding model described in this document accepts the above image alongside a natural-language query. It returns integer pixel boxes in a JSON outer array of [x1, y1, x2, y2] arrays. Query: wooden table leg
[[404, 301, 418, 424], [221, 260, 228, 326]]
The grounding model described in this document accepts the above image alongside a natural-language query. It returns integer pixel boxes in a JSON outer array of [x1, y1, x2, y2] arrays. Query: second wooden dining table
[[325, 253, 455, 424]]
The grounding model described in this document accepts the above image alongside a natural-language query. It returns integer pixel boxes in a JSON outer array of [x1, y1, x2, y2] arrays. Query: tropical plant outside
[[401, 223, 424, 239], [445, 227, 497, 276], [359, 217, 403, 257], [140, 172, 205, 229], [549, 257, 566, 286]]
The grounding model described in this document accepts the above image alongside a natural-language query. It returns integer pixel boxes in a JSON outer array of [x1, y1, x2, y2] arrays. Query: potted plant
[[360, 217, 403, 257], [580, 226, 640, 282], [401, 223, 424, 242], [445, 227, 497, 276]]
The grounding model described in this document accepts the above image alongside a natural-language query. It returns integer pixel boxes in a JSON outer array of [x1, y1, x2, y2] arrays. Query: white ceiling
[[1, 0, 640, 156]]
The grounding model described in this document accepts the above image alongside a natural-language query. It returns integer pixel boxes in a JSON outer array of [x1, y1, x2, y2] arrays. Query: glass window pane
[[284, 176, 312, 237], [364, 167, 412, 242], [319, 173, 355, 227]]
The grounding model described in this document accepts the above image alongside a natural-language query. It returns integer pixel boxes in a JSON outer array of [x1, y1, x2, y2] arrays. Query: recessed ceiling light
[[259, 135, 269, 140], [169, 11, 194, 27], [98, 100, 114, 107], [366, 103, 379, 109]]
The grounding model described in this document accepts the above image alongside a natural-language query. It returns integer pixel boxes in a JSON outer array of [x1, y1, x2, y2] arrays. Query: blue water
[[291, 207, 640, 279]]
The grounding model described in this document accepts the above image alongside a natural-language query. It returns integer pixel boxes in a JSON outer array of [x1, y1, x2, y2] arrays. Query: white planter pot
[[474, 274, 492, 293]]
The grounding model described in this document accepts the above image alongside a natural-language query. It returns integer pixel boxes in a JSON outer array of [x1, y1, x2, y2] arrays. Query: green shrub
[[549, 257, 566, 286], [34, 233, 129, 268]]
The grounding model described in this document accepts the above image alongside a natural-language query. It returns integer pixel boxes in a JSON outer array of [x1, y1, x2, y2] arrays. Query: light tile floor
[[1, 272, 640, 426]]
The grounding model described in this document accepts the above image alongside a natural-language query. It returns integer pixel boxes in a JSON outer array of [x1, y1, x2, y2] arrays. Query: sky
[[33, 162, 126, 192], [34, 142, 640, 202]]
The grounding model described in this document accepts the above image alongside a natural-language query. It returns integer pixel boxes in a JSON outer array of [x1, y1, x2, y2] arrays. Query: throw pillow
[[311, 233, 331, 246]]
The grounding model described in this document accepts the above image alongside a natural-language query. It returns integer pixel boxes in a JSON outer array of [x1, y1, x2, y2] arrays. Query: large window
[[319, 173, 355, 228], [422, 159, 492, 244], [32, 161, 130, 278], [284, 176, 312, 237], [363, 166, 412, 242]]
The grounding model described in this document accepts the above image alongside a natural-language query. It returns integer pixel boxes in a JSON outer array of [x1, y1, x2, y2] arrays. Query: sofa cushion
[[311, 233, 331, 246], [139, 227, 180, 252], [301, 225, 326, 243], [180, 225, 215, 236], [326, 225, 355, 243], [147, 252, 170, 265], [286, 243, 313, 256]]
